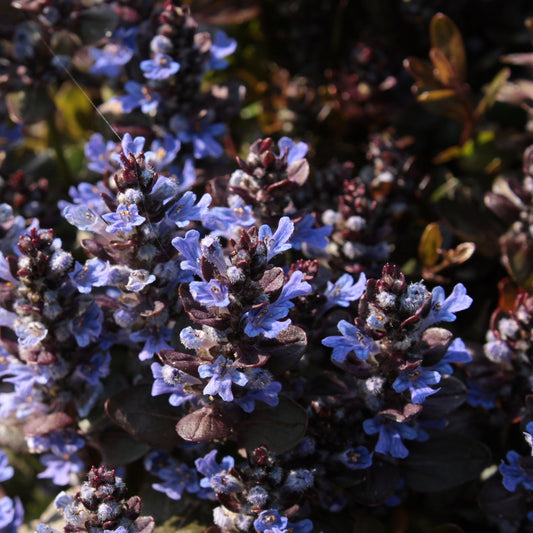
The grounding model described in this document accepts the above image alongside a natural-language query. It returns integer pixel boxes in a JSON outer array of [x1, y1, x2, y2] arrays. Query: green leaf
[[430, 13, 467, 81], [54, 82, 94, 140], [403, 437, 491, 492], [105, 385, 183, 450], [238, 396, 307, 454]]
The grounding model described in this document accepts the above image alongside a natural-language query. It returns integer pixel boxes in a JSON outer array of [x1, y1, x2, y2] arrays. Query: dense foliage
[[2, 1, 533, 532]]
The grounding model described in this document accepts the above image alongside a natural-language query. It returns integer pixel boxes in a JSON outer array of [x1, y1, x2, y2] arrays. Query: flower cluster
[[155, 217, 311, 441], [322, 264, 473, 460], [36, 465, 154, 533]]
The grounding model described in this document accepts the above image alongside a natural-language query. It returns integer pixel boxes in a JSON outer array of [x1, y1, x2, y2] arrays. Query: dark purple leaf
[[261, 325, 307, 373], [176, 405, 232, 442], [260, 267, 285, 295], [105, 385, 182, 450], [238, 396, 307, 454], [352, 459, 400, 506], [421, 376, 467, 418], [403, 438, 491, 492]]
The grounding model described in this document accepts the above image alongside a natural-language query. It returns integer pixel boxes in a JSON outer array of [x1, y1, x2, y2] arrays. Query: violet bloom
[[140, 53, 180, 80], [337, 446, 373, 470], [363, 416, 418, 459], [84, 133, 117, 174], [198, 356, 248, 402], [69, 301, 103, 347], [190, 279, 230, 307], [89, 42, 133, 77], [321, 272, 367, 314], [151, 362, 199, 406], [167, 191, 211, 228], [258, 216, 294, 260], [392, 367, 441, 404], [146, 135, 181, 171], [113, 80, 161, 114], [203, 197, 255, 237], [37, 431, 85, 486], [278, 136, 308, 164], [144, 450, 199, 500], [172, 116, 226, 159], [208, 30, 237, 70], [500, 450, 533, 492], [131, 323, 173, 361], [125, 269, 156, 292], [119, 132, 145, 157], [0, 496, 23, 532], [290, 213, 332, 250], [322, 320, 377, 363], [254, 510, 288, 532], [102, 203, 146, 233], [69, 258, 109, 293], [0, 450, 14, 482], [194, 450, 237, 493], [172, 229, 202, 276], [432, 337, 472, 374], [244, 302, 292, 339], [425, 283, 473, 326]]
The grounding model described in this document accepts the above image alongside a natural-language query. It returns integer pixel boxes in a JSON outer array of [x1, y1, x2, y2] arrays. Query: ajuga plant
[[36, 466, 154, 533], [320, 132, 424, 276], [5, 2, 533, 533]]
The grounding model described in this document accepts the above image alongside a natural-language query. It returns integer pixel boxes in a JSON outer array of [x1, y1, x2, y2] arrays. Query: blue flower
[[208, 30, 237, 70], [500, 450, 533, 492], [283, 469, 314, 492], [37, 431, 85, 486], [432, 337, 472, 374], [203, 197, 255, 237], [198, 356, 248, 402], [167, 191, 211, 228], [125, 269, 156, 292], [244, 301, 292, 339], [0, 450, 13, 482], [69, 301, 103, 347], [14, 319, 47, 347], [425, 283, 473, 326], [119, 132, 146, 157], [322, 320, 377, 363], [171, 116, 226, 159], [466, 380, 496, 409], [363, 416, 418, 459], [145, 451, 200, 500], [172, 229, 202, 276], [102, 203, 146, 233], [278, 136, 308, 165], [113, 80, 161, 114], [392, 367, 441, 404], [337, 446, 373, 470], [190, 280, 230, 307], [195, 449, 236, 498], [146, 135, 181, 170], [0, 496, 23, 532], [151, 362, 200, 406], [237, 368, 282, 413], [258, 217, 294, 260], [321, 272, 367, 313], [131, 323, 173, 361], [89, 42, 133, 77], [277, 270, 312, 304], [84, 133, 117, 174], [290, 214, 331, 250], [254, 510, 288, 532], [140, 53, 180, 80], [69, 258, 109, 293]]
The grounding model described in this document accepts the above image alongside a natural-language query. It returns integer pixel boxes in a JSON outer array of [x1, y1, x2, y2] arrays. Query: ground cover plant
[[3, 0, 533, 532]]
